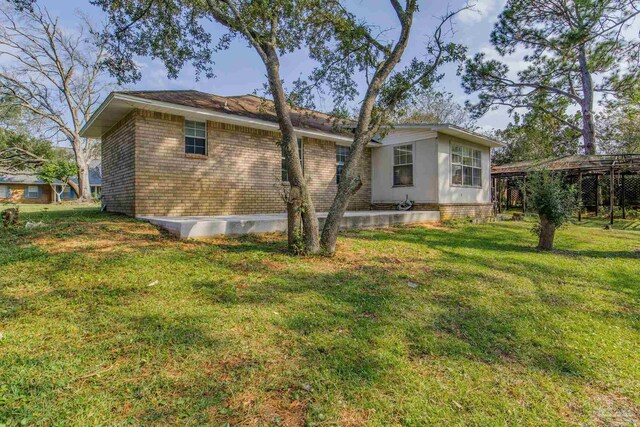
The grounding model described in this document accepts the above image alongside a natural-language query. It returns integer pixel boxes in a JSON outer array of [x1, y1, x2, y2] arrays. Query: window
[[451, 144, 482, 187], [0, 185, 9, 198], [281, 138, 303, 182], [336, 145, 350, 184], [185, 120, 207, 155], [393, 144, 413, 186], [25, 185, 41, 199]]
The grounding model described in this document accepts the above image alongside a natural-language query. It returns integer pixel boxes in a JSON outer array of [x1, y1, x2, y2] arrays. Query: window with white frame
[[185, 120, 207, 155], [451, 144, 482, 187], [336, 145, 350, 184], [0, 185, 10, 198], [393, 144, 413, 186], [25, 185, 41, 198], [281, 138, 303, 182]]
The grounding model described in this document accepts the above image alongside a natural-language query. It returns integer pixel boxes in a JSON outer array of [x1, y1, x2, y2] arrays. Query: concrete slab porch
[[139, 210, 441, 239]]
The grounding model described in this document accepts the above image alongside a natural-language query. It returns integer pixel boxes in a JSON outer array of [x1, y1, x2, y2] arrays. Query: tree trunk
[[263, 48, 320, 254], [287, 186, 303, 254], [71, 135, 92, 202], [577, 46, 597, 155], [537, 215, 556, 250], [319, 141, 365, 255], [319, 5, 416, 255]]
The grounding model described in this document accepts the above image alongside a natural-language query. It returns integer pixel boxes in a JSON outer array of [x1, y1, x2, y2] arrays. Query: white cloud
[[458, 0, 504, 24]]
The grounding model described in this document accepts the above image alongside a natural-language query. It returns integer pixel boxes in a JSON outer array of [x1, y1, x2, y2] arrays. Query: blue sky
[[39, 0, 510, 130]]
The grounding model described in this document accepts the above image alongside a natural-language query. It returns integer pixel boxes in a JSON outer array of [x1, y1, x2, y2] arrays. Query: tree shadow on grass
[[189, 249, 598, 389], [354, 224, 640, 259]]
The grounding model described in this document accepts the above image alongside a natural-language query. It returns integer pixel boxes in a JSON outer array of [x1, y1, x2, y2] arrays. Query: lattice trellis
[[495, 173, 640, 216]]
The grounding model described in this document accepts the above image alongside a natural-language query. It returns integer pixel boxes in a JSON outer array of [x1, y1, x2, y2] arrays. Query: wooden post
[[522, 177, 527, 213], [577, 172, 582, 222], [595, 174, 600, 214], [609, 166, 615, 225], [621, 174, 626, 219], [498, 179, 503, 213]]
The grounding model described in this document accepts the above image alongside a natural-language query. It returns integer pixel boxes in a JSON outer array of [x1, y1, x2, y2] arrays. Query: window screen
[[393, 144, 413, 186], [185, 120, 207, 155], [25, 185, 41, 198], [336, 145, 350, 184], [451, 145, 482, 187]]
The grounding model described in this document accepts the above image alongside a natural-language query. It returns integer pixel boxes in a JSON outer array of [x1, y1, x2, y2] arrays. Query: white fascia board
[[384, 123, 504, 148], [82, 93, 355, 143], [79, 92, 115, 137]]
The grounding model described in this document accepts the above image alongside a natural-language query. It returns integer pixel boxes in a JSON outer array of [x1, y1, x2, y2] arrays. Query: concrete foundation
[[139, 210, 440, 239]]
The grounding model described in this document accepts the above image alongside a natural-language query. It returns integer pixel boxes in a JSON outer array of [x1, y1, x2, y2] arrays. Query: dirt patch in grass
[[590, 390, 640, 426]]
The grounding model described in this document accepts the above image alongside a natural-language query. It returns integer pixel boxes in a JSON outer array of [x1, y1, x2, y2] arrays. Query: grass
[[1, 203, 639, 426]]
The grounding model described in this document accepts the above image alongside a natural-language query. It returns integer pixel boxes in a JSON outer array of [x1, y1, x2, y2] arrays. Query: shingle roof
[[492, 154, 640, 176], [0, 162, 102, 186], [116, 90, 353, 136]]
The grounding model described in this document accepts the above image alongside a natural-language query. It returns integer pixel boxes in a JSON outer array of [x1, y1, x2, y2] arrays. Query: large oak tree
[[93, 0, 466, 255], [1, 2, 112, 201]]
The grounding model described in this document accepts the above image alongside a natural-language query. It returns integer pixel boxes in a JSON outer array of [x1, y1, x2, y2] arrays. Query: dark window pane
[[472, 167, 482, 186], [452, 164, 463, 185], [336, 145, 350, 184], [393, 165, 413, 186], [463, 167, 473, 186]]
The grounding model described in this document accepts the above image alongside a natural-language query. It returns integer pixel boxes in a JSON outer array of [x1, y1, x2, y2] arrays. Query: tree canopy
[[392, 90, 476, 128], [0, 128, 57, 174], [462, 0, 640, 155], [0, 2, 111, 200]]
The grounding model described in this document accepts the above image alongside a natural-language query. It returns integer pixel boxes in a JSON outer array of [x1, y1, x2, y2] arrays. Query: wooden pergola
[[491, 154, 640, 224]]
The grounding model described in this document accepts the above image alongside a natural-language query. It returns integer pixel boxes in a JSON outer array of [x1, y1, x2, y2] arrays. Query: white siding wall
[[379, 128, 437, 145], [437, 134, 491, 204], [371, 137, 439, 203]]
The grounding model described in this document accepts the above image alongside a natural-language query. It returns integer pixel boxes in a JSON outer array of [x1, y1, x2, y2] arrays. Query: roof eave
[[81, 92, 357, 144]]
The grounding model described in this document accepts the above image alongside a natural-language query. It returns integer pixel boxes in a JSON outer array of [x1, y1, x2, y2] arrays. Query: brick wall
[[304, 137, 371, 212], [103, 109, 372, 217], [0, 184, 51, 204], [439, 203, 493, 220], [102, 111, 137, 216]]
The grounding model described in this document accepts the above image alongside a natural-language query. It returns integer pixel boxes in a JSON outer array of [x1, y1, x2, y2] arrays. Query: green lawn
[[1, 204, 639, 426]]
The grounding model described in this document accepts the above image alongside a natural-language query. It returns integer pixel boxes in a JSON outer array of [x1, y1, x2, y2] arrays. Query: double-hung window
[[0, 185, 10, 198], [393, 144, 414, 186], [451, 144, 482, 187], [25, 185, 41, 199], [185, 120, 207, 155], [281, 138, 303, 182], [336, 145, 350, 184]]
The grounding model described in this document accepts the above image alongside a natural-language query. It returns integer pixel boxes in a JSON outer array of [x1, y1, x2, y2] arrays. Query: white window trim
[[184, 119, 208, 156], [25, 185, 40, 198], [392, 143, 414, 188], [450, 142, 483, 188], [336, 145, 350, 185]]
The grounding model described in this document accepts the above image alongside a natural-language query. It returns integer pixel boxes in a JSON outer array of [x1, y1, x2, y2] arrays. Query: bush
[[525, 170, 576, 250]]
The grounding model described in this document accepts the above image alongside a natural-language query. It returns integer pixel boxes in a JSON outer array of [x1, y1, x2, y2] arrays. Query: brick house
[[0, 165, 102, 204], [80, 90, 502, 220]]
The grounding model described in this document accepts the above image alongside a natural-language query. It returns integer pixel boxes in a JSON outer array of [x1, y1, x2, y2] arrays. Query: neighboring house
[[80, 90, 502, 219], [0, 162, 102, 204]]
